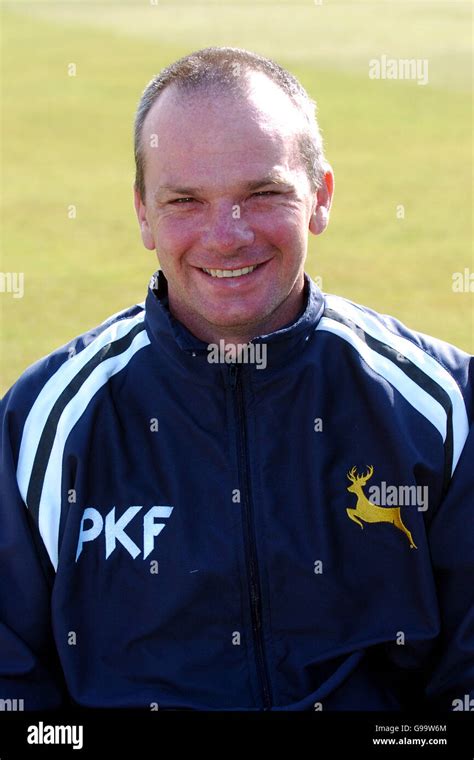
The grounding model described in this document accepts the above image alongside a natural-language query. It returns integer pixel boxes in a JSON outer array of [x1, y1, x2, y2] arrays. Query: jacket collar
[[144, 270, 325, 372]]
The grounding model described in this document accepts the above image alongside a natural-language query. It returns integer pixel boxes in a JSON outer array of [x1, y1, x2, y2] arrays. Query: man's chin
[[199, 310, 269, 336], [190, 292, 274, 334]]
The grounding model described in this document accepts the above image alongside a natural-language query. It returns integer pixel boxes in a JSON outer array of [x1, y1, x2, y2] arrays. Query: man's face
[[135, 72, 333, 341]]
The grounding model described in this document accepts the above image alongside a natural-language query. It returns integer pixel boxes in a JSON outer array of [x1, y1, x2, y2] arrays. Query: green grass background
[[1, 0, 472, 396]]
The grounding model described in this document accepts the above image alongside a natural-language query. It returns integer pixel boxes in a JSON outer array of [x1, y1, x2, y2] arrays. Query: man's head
[[134, 47, 334, 343]]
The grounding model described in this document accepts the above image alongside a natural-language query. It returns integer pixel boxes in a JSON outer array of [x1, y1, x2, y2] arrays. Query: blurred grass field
[[1, 0, 472, 396]]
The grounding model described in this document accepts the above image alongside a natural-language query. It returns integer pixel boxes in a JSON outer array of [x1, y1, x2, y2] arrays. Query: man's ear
[[134, 185, 156, 251], [309, 166, 334, 236]]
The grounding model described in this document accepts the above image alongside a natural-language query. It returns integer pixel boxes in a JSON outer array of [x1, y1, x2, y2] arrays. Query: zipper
[[229, 363, 272, 710]]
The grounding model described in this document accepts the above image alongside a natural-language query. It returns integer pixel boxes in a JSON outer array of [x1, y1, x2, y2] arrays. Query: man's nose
[[201, 203, 254, 253]]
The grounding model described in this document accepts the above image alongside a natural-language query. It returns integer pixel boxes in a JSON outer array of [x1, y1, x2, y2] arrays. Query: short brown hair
[[134, 47, 326, 201]]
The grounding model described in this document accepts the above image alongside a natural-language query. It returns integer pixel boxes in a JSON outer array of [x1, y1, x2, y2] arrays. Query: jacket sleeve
[[426, 422, 474, 709], [0, 387, 66, 709]]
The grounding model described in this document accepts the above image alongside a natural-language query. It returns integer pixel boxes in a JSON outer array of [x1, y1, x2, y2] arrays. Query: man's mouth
[[201, 264, 259, 279]]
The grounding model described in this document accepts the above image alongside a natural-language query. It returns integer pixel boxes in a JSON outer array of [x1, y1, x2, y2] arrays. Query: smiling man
[[0, 48, 473, 713]]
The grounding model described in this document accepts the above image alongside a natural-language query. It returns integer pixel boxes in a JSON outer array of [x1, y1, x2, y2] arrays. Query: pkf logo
[[75, 505, 174, 561]]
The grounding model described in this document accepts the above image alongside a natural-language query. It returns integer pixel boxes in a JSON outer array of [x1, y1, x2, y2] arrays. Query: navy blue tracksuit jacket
[[1, 271, 473, 710]]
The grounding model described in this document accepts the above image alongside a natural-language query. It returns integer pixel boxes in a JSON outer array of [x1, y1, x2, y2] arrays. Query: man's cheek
[[263, 218, 303, 260], [155, 223, 195, 260]]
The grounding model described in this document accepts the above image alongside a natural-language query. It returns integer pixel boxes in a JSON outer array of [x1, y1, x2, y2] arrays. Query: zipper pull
[[228, 363, 238, 389]]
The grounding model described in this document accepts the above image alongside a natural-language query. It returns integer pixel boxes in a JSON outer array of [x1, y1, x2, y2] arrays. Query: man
[[0, 47, 472, 711]]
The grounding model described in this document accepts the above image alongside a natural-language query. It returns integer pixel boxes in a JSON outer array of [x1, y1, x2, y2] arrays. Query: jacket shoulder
[[1, 302, 147, 424], [318, 293, 473, 473], [320, 292, 472, 392]]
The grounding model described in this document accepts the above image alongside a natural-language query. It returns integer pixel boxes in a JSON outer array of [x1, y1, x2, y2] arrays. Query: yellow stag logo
[[346, 466, 417, 549]]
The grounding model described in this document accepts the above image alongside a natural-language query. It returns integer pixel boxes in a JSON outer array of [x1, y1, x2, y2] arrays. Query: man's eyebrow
[[155, 185, 205, 197], [245, 175, 293, 190]]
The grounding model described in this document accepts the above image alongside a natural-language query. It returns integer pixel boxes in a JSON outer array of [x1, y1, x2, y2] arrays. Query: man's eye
[[170, 197, 195, 204], [252, 191, 280, 198]]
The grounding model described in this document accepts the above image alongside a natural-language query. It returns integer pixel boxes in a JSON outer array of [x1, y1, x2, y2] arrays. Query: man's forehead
[[144, 72, 304, 136], [141, 74, 309, 196]]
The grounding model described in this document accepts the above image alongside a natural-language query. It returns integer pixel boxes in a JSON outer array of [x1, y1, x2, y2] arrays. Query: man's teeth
[[202, 265, 258, 278]]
